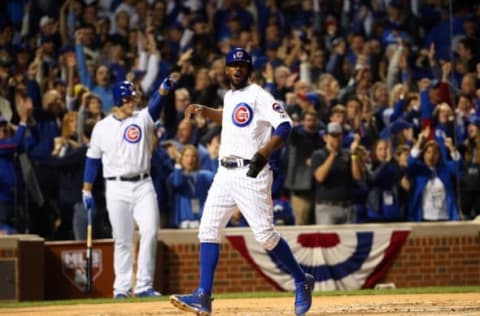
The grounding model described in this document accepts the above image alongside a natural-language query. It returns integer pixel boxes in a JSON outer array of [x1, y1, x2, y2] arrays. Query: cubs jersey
[[219, 83, 292, 159], [87, 108, 154, 177]]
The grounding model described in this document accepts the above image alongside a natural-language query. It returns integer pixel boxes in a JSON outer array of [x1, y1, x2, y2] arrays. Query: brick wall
[[165, 242, 276, 293], [3, 223, 477, 301], [382, 234, 480, 287], [158, 222, 480, 294]]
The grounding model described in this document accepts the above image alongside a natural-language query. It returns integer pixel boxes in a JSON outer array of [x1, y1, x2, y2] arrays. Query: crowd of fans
[[1, 0, 480, 240]]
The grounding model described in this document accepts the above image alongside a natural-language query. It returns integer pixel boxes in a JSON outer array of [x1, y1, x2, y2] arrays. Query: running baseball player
[[169, 48, 314, 316], [82, 74, 177, 298]]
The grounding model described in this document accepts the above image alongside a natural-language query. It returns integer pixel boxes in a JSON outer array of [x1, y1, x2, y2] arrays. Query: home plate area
[[1, 293, 479, 316]]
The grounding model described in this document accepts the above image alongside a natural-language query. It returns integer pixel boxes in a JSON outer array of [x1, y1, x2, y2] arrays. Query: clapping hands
[[444, 137, 456, 152]]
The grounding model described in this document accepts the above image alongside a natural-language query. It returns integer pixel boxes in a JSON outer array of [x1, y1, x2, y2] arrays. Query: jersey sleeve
[[86, 122, 103, 159], [139, 106, 156, 130], [256, 86, 292, 129]]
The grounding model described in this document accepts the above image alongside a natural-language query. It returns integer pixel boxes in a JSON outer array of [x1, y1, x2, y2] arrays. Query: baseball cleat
[[114, 292, 130, 299], [135, 288, 161, 297], [169, 288, 212, 316], [294, 273, 315, 316]]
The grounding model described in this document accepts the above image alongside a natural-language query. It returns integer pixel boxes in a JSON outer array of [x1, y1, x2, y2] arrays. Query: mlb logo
[[61, 249, 103, 292]]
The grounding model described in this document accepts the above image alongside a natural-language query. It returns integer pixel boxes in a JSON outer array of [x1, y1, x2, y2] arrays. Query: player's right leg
[[106, 182, 135, 298], [169, 169, 235, 315]]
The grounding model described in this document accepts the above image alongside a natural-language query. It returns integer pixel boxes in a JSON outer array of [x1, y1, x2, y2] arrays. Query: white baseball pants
[[105, 178, 159, 296], [198, 166, 280, 250]]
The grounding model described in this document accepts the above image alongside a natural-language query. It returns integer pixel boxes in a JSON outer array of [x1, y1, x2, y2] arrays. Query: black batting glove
[[247, 152, 268, 178]]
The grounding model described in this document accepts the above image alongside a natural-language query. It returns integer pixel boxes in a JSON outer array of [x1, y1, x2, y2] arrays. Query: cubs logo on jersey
[[272, 102, 285, 114], [232, 102, 253, 127], [123, 124, 142, 143]]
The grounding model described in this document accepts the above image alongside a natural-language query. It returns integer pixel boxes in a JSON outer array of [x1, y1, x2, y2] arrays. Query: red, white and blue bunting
[[226, 228, 410, 291]]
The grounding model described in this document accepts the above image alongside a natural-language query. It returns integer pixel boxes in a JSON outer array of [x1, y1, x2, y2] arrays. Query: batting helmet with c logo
[[113, 81, 136, 106], [225, 48, 252, 68]]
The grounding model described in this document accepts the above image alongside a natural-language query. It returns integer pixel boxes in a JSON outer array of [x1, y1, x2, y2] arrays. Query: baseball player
[[169, 48, 314, 316], [82, 75, 177, 298]]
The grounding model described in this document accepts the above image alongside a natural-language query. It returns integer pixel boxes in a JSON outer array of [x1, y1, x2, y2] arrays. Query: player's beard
[[228, 75, 249, 90]]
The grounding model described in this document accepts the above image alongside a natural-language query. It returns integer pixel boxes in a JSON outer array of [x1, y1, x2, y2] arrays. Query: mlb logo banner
[[62, 249, 103, 292], [226, 228, 410, 291]]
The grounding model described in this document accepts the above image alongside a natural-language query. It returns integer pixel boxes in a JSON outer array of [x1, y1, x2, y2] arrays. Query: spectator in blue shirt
[[198, 126, 221, 174], [365, 139, 406, 222], [168, 145, 214, 228], [407, 132, 461, 221], [0, 98, 34, 228], [75, 28, 114, 112]]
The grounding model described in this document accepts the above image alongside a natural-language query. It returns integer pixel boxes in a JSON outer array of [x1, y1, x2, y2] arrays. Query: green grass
[[1, 286, 479, 309], [219, 286, 480, 299]]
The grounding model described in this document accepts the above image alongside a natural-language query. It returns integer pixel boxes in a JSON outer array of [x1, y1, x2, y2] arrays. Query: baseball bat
[[86, 206, 93, 293]]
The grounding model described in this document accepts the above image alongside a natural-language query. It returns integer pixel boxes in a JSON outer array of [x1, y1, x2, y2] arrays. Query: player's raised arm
[[146, 72, 181, 121], [184, 104, 223, 125]]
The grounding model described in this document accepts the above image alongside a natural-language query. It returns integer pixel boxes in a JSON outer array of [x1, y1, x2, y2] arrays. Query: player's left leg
[[132, 180, 160, 297], [235, 169, 314, 316]]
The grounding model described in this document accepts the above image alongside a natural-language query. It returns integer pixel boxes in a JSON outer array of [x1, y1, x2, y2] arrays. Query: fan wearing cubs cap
[[169, 48, 314, 316], [81, 73, 179, 298]]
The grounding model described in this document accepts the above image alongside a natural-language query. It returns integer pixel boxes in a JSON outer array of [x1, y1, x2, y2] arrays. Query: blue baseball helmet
[[225, 48, 252, 67], [112, 81, 136, 106]]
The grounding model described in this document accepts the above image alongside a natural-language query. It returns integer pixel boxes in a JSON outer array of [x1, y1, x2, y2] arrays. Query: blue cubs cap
[[170, 21, 184, 31], [227, 10, 241, 21], [266, 41, 280, 50], [253, 56, 269, 70], [40, 34, 55, 45], [379, 127, 390, 140], [132, 70, 146, 81], [59, 45, 75, 54], [13, 43, 29, 54], [298, 92, 322, 108], [54, 78, 67, 86], [390, 119, 413, 134], [112, 81, 136, 106], [305, 92, 321, 106], [226, 48, 252, 67], [468, 116, 480, 127]]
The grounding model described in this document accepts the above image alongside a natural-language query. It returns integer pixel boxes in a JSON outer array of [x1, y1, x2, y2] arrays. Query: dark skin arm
[[258, 135, 283, 159], [184, 103, 223, 125], [185, 104, 283, 159]]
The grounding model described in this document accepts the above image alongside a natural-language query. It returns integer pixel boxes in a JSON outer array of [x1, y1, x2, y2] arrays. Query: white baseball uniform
[[87, 108, 159, 296], [198, 83, 292, 250]]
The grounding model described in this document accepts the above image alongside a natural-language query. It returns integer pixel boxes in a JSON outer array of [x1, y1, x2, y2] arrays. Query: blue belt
[[220, 158, 251, 169], [105, 173, 149, 182]]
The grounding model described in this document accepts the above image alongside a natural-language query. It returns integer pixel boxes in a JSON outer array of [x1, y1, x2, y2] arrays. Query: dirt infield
[[1, 293, 479, 315]]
